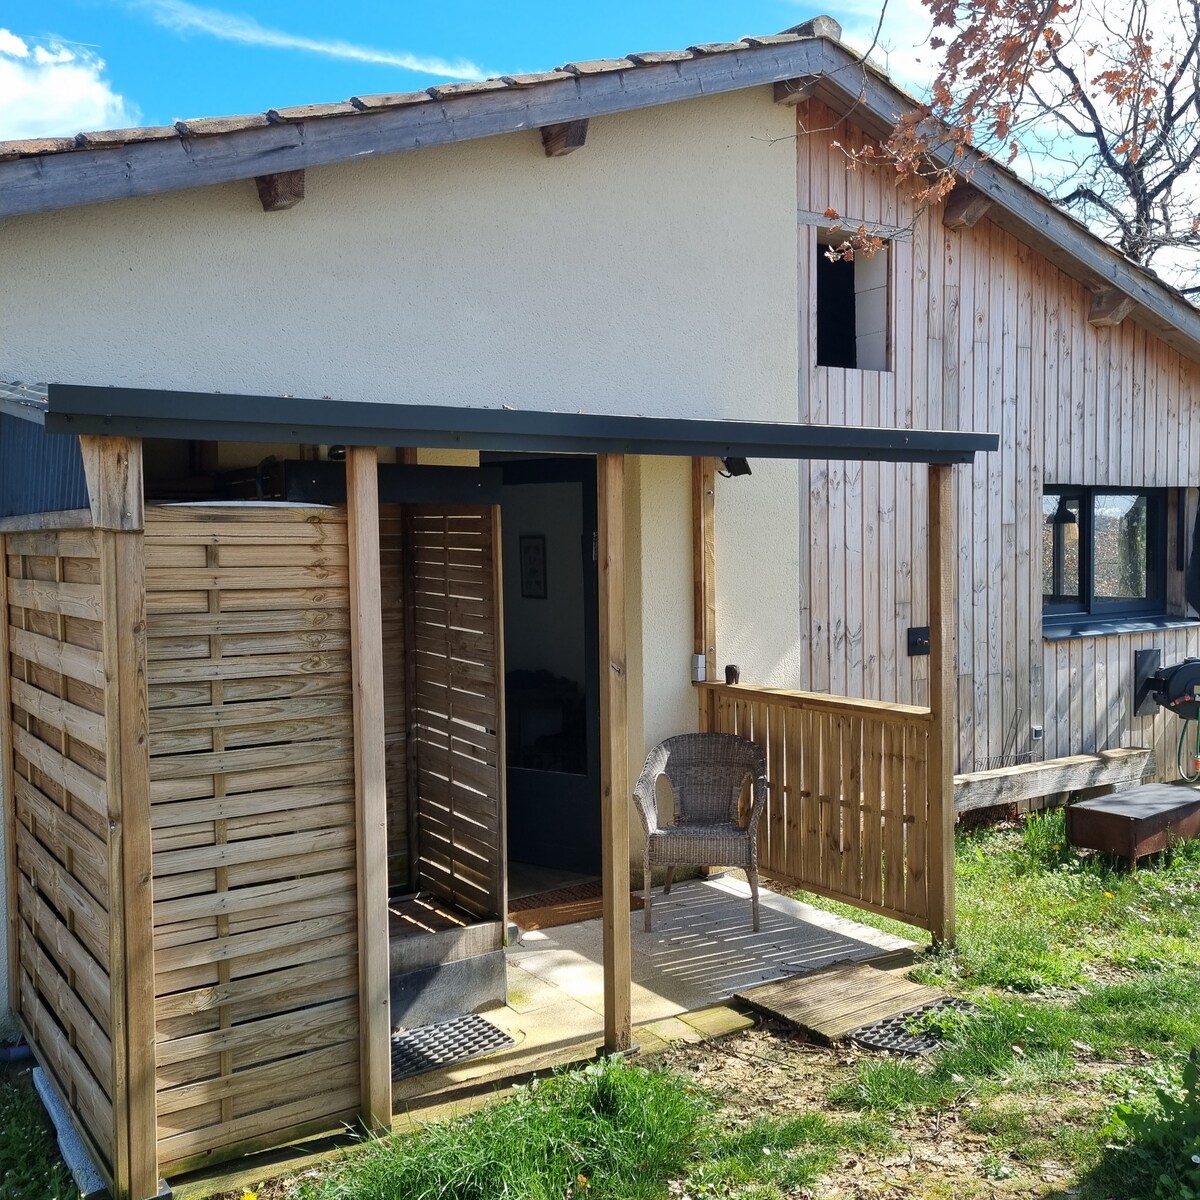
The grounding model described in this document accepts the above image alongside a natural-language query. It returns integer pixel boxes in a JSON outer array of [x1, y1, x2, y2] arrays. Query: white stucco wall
[[1, 89, 797, 420], [0, 84, 801, 1024], [714, 459, 804, 687]]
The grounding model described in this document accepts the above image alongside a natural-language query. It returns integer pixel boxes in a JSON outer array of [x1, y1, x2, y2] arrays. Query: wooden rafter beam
[[773, 78, 817, 105], [1088, 288, 1137, 328], [254, 169, 305, 211], [942, 185, 994, 229], [540, 119, 589, 156]]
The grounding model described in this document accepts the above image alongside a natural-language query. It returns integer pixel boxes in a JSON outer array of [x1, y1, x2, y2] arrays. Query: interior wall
[[500, 482, 586, 688]]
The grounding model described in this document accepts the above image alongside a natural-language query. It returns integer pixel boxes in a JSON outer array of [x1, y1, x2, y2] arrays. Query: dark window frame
[[1042, 486, 1168, 627]]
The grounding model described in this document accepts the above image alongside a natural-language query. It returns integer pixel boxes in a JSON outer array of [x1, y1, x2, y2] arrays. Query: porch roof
[[39, 383, 997, 464]]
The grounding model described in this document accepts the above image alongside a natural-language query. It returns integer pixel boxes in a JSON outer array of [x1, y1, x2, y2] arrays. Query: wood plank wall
[[142, 505, 361, 1175], [4, 528, 118, 1177], [793, 99, 1200, 779]]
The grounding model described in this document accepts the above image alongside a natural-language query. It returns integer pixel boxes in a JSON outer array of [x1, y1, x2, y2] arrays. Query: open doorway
[[494, 457, 602, 892]]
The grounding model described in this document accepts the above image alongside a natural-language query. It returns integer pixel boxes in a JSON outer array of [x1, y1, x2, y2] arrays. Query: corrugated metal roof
[[0, 402, 88, 518], [0, 381, 49, 422]]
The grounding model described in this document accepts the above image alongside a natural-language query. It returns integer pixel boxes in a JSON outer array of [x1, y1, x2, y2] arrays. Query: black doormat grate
[[391, 1013, 515, 1081], [849, 998, 974, 1056]]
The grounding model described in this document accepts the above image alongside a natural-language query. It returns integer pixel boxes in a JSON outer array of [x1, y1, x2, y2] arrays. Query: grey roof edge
[[0, 381, 50, 424], [45, 384, 998, 465], [0, 38, 827, 221]]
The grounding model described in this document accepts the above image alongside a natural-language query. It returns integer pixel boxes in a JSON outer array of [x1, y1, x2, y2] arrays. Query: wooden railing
[[697, 682, 941, 931]]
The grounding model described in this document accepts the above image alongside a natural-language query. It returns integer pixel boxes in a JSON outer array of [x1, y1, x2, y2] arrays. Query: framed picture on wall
[[519, 534, 547, 599]]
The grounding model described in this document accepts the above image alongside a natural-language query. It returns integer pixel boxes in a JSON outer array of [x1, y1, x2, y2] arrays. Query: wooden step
[[735, 957, 945, 1042]]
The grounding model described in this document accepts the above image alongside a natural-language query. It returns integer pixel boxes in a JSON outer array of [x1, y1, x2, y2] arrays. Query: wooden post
[[926, 463, 957, 946], [93, 437, 158, 1200], [80, 437, 144, 531], [692, 458, 716, 730], [346, 446, 392, 1128], [597, 454, 631, 1053], [0, 533, 18, 1022], [490, 507, 509, 938]]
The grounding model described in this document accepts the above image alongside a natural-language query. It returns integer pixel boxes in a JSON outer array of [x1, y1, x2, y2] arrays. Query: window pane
[[1042, 492, 1082, 604], [1093, 493, 1149, 600]]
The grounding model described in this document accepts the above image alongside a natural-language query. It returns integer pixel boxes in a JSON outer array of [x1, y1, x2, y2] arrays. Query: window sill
[[1043, 614, 1200, 642]]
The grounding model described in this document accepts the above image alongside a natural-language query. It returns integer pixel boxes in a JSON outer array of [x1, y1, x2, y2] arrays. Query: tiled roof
[[0, 18, 840, 163]]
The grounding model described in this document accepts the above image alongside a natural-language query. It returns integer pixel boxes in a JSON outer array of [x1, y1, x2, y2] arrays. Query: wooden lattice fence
[[143, 505, 361, 1173]]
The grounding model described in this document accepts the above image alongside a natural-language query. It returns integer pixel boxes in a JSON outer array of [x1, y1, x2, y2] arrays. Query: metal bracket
[[1134, 648, 1162, 716]]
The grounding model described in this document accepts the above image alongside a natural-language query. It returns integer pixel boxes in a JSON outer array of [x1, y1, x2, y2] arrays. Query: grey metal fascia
[[46, 384, 998, 464]]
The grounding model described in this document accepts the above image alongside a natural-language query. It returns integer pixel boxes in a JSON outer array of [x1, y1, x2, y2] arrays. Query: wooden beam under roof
[[773, 78, 818, 105], [1089, 288, 1137, 328], [540, 119, 588, 156], [254, 169, 305, 211], [942, 185, 994, 230]]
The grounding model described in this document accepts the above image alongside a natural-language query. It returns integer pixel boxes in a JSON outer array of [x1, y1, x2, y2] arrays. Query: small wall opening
[[815, 233, 890, 371]]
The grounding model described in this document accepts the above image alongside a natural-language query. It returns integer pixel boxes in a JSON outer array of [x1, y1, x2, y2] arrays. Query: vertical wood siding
[[4, 529, 117, 1177], [143, 505, 360, 1175], [792, 101, 1200, 779]]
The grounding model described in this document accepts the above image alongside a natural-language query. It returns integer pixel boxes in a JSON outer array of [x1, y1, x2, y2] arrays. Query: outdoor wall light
[[720, 456, 752, 478]]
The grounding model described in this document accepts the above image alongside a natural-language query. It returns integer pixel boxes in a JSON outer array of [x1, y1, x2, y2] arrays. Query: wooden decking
[[735, 951, 945, 1042]]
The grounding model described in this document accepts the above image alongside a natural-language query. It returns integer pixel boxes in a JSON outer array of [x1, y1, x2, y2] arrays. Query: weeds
[[0, 1072, 76, 1200], [1098, 1050, 1200, 1200]]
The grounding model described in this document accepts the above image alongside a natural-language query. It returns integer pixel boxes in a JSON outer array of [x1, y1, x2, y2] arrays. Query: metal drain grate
[[849, 998, 973, 1056], [391, 1013, 515, 1081]]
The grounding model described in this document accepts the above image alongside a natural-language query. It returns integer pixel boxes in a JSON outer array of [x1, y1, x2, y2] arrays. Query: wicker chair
[[634, 733, 769, 933]]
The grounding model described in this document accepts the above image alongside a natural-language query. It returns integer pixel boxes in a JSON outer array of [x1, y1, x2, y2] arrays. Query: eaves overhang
[[44, 384, 998, 465]]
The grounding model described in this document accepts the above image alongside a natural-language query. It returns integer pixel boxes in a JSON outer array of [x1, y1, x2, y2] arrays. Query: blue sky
[[0, 0, 932, 138]]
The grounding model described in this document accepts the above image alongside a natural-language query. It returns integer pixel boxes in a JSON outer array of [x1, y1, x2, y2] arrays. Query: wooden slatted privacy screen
[[699, 683, 937, 929], [379, 504, 409, 891], [4, 529, 118, 1174], [408, 506, 505, 921], [143, 505, 361, 1174]]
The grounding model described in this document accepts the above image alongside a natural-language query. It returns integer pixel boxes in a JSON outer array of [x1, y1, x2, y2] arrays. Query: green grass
[[283, 810, 1200, 1200], [306, 1058, 708, 1200], [798, 807, 1200, 995], [0, 1071, 77, 1200], [804, 808, 1200, 1195], [297, 1057, 889, 1200], [685, 1112, 892, 1198]]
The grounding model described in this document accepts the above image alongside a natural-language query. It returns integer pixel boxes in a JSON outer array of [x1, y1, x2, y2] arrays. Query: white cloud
[[0, 30, 138, 140], [140, 0, 488, 80], [832, 0, 940, 94]]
